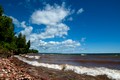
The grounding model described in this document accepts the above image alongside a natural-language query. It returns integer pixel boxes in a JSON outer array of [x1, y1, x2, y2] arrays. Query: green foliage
[[0, 5, 38, 57], [0, 16, 14, 43], [16, 33, 26, 48], [28, 49, 39, 53], [27, 40, 30, 49], [0, 5, 16, 53], [0, 5, 3, 16], [15, 33, 28, 54]]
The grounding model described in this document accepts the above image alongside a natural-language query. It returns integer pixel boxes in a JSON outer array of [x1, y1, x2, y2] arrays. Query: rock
[[0, 58, 34, 80]]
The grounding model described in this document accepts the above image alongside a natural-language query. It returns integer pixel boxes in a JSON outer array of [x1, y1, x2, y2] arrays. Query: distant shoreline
[[37, 53, 120, 55]]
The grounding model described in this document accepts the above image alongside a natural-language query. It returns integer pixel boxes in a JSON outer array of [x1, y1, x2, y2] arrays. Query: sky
[[0, 0, 120, 53]]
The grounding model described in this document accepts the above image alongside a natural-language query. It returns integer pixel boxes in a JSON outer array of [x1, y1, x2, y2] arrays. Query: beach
[[1, 53, 120, 80], [15, 54, 120, 80], [0, 56, 111, 80], [0, 0, 120, 79]]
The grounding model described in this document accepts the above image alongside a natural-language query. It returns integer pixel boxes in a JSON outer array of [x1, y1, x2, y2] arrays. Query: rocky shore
[[0, 57, 33, 80], [0, 56, 111, 80]]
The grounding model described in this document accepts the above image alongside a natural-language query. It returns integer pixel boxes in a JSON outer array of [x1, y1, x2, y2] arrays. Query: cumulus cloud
[[10, 16, 21, 27], [30, 3, 71, 40], [30, 39, 81, 53], [31, 3, 70, 25], [77, 8, 84, 14], [38, 39, 81, 48], [10, 16, 27, 28], [29, 3, 82, 52], [61, 39, 80, 47], [20, 26, 33, 36], [29, 23, 69, 41], [10, 3, 83, 53], [10, 16, 33, 36], [41, 23, 69, 38], [21, 21, 27, 28]]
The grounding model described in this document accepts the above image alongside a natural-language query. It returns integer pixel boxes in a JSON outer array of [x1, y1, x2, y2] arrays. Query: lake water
[[15, 54, 120, 80], [25, 53, 120, 70]]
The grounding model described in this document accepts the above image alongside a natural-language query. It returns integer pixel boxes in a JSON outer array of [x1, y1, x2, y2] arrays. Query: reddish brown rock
[[0, 57, 34, 80]]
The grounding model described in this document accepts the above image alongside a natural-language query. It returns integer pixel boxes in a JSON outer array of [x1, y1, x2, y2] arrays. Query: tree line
[[0, 5, 38, 57]]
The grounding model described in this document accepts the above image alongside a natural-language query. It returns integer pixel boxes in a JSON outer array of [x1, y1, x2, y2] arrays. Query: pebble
[[0, 58, 34, 80]]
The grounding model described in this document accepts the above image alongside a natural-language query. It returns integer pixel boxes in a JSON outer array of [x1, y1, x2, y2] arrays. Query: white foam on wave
[[22, 55, 40, 59], [14, 55, 120, 80]]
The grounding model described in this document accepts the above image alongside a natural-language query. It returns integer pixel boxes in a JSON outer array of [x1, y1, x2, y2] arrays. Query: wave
[[14, 55, 120, 80], [20, 54, 40, 59]]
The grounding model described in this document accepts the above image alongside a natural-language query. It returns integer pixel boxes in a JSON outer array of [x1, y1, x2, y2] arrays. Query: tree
[[0, 16, 14, 42], [0, 5, 3, 16], [0, 5, 38, 56], [16, 33, 26, 48], [0, 5, 16, 56], [27, 40, 30, 50], [28, 49, 38, 53], [15, 33, 26, 54], [0, 6, 15, 51]]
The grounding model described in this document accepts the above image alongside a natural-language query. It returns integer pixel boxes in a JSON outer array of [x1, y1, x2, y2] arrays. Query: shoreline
[[12, 56, 111, 80], [0, 56, 111, 80], [12, 58, 111, 80], [15, 55, 120, 80], [2, 55, 120, 80]]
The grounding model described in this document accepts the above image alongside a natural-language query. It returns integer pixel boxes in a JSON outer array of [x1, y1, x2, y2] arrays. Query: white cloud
[[29, 23, 69, 41], [31, 3, 70, 25], [10, 16, 21, 27], [20, 26, 33, 36], [77, 8, 84, 14], [30, 3, 71, 40], [21, 21, 27, 28], [10, 16, 33, 36], [30, 39, 81, 53], [20, 21, 33, 36], [10, 16, 28, 28], [62, 39, 80, 47], [29, 3, 83, 52], [43, 23, 69, 38], [10, 3, 83, 53]]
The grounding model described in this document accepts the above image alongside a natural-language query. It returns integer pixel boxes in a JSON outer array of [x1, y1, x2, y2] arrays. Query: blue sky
[[0, 0, 120, 53]]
